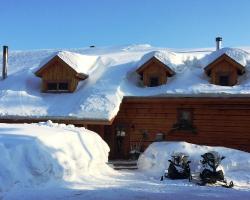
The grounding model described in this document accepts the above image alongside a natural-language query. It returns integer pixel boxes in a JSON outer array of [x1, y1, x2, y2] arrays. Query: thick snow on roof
[[201, 47, 250, 67], [137, 50, 183, 70], [1, 45, 250, 120], [38, 51, 98, 74]]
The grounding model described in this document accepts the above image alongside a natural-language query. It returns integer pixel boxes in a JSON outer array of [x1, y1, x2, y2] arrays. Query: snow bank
[[138, 142, 250, 187], [0, 121, 114, 192]]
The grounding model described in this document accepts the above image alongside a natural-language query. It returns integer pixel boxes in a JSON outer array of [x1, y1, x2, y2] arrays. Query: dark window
[[149, 77, 159, 87], [58, 82, 69, 90], [172, 109, 196, 132], [178, 110, 192, 125], [47, 82, 69, 92], [47, 83, 57, 91], [219, 75, 229, 86]]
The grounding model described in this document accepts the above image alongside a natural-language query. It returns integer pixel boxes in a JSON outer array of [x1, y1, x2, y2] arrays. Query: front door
[[114, 125, 130, 159]]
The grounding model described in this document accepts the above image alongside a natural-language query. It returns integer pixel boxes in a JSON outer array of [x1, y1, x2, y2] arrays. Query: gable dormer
[[204, 53, 245, 86], [136, 56, 175, 87], [35, 51, 96, 93]]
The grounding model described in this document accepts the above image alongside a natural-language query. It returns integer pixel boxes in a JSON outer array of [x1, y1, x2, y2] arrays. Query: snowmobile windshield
[[171, 153, 189, 166], [203, 151, 222, 167]]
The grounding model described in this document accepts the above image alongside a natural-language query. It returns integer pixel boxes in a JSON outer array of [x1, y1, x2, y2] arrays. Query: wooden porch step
[[108, 160, 138, 170]]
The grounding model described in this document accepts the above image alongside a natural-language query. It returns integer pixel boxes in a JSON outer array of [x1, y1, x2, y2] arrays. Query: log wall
[[110, 97, 250, 158]]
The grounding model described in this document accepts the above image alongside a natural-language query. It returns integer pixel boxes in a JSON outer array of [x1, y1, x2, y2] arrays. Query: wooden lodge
[[1, 45, 250, 160]]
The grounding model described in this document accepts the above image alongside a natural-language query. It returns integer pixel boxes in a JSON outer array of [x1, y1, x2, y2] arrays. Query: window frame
[[172, 108, 196, 132], [46, 81, 70, 92]]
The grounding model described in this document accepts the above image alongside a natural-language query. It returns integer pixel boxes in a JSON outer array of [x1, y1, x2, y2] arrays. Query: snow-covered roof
[[137, 50, 183, 71], [1, 45, 250, 121], [201, 47, 250, 67], [37, 51, 98, 75]]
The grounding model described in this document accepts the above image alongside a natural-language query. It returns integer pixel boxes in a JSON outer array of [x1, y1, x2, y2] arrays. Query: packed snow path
[[3, 170, 250, 200]]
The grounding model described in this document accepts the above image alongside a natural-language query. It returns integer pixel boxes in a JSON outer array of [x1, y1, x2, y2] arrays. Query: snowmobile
[[190, 151, 234, 188], [161, 152, 191, 181]]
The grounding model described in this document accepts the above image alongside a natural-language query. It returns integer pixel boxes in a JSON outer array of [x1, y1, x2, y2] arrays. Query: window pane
[[58, 82, 69, 90], [149, 77, 159, 87], [219, 76, 229, 86], [178, 110, 192, 127], [47, 83, 57, 90], [181, 111, 191, 121]]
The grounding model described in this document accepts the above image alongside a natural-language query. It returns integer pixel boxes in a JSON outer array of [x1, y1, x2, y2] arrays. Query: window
[[47, 83, 57, 91], [172, 109, 196, 132], [219, 75, 229, 86], [47, 82, 69, 92], [58, 82, 69, 90], [149, 77, 159, 87], [178, 110, 192, 127]]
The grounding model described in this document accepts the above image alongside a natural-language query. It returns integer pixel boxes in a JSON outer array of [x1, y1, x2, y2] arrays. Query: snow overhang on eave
[[0, 116, 114, 125]]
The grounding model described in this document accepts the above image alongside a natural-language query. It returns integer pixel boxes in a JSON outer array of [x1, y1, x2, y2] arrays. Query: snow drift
[[0, 121, 114, 192], [138, 142, 250, 188]]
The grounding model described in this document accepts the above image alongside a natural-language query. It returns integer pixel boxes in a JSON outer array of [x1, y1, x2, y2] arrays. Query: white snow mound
[[138, 142, 250, 188], [0, 121, 114, 192]]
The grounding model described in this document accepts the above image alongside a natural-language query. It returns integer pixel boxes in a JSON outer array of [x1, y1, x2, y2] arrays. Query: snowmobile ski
[[190, 173, 234, 188]]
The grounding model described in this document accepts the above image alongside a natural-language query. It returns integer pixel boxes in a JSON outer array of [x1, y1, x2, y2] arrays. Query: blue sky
[[1, 0, 250, 50]]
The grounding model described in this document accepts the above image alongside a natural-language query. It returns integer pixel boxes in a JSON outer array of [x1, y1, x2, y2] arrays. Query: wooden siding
[[142, 64, 168, 86], [40, 58, 79, 92], [109, 97, 250, 158], [204, 54, 245, 86], [210, 59, 238, 86]]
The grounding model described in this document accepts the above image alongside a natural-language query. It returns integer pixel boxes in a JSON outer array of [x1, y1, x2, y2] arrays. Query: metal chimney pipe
[[2, 45, 8, 79], [216, 37, 222, 50]]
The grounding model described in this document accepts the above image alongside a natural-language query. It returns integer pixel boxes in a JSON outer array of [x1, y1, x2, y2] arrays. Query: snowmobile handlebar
[[168, 160, 191, 165]]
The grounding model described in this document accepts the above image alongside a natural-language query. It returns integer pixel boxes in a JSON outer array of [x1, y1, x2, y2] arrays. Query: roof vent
[[216, 37, 222, 50], [2, 45, 8, 80]]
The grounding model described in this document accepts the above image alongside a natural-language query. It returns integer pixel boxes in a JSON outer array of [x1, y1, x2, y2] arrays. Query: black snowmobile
[[161, 152, 191, 181], [190, 151, 234, 188]]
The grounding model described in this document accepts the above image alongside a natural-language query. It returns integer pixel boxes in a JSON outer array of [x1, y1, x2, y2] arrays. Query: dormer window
[[204, 53, 245, 86], [219, 75, 229, 86], [47, 82, 69, 92], [149, 76, 159, 87], [47, 82, 57, 91], [136, 56, 175, 87]]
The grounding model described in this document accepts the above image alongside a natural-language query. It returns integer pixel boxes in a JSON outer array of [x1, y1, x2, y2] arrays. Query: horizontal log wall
[[113, 97, 250, 157]]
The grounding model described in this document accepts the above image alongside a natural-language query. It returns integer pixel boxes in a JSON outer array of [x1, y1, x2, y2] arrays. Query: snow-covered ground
[[0, 122, 250, 199], [1, 45, 250, 121]]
